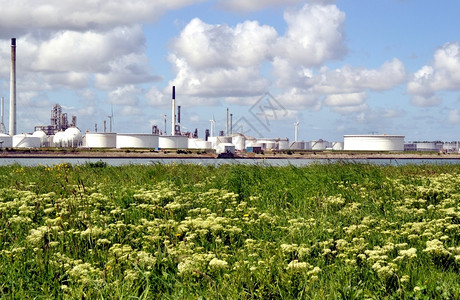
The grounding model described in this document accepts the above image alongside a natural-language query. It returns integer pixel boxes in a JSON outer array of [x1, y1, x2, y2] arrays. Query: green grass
[[0, 162, 459, 299]]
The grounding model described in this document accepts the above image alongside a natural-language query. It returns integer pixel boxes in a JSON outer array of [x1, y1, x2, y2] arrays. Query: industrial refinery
[[1, 38, 460, 155]]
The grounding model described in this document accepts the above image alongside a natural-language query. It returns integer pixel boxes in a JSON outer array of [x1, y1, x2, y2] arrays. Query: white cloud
[[410, 95, 442, 107], [331, 103, 368, 115], [274, 3, 346, 66], [217, 0, 303, 12], [312, 59, 406, 94], [276, 88, 321, 110], [168, 18, 278, 99], [168, 54, 270, 98], [108, 85, 141, 106], [0, 0, 206, 34], [324, 92, 366, 107], [32, 26, 144, 73], [146, 86, 169, 108], [407, 42, 460, 107], [172, 18, 277, 70]]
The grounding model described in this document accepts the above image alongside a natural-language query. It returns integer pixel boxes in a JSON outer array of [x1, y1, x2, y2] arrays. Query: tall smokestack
[[9, 38, 16, 136], [171, 86, 175, 136]]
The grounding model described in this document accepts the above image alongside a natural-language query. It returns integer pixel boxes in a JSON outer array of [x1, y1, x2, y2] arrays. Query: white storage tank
[[216, 143, 235, 154], [232, 134, 246, 151], [310, 140, 329, 151], [53, 131, 67, 147], [245, 139, 257, 148], [195, 140, 212, 149], [32, 130, 48, 147], [85, 133, 117, 148], [65, 127, 83, 148], [289, 141, 305, 150], [116, 133, 158, 149], [188, 138, 200, 149], [344, 135, 405, 151], [0, 133, 13, 148], [331, 142, 344, 151], [413, 141, 442, 152], [278, 139, 290, 150], [13, 134, 41, 148], [188, 138, 212, 150], [159, 136, 188, 149]]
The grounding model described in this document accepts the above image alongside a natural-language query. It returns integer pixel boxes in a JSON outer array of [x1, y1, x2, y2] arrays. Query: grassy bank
[[0, 163, 459, 299]]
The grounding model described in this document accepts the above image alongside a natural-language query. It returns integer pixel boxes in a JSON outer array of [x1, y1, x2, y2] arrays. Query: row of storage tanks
[[0, 130, 405, 152], [0, 128, 83, 148], [0, 129, 344, 152]]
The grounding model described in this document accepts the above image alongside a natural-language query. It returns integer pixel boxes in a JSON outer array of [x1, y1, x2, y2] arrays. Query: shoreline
[[2, 149, 460, 160]]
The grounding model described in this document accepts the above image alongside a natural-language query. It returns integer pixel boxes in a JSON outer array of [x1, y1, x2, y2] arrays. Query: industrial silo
[[278, 139, 290, 150], [85, 133, 117, 148], [331, 142, 344, 151], [343, 135, 404, 151], [32, 130, 49, 147], [310, 140, 329, 151], [53, 131, 67, 147], [65, 128, 83, 148], [232, 134, 246, 151], [13, 134, 41, 148], [0, 133, 13, 148], [158, 135, 188, 149], [116, 133, 158, 149]]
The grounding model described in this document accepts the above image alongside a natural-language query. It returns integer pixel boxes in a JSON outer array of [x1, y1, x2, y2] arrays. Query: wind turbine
[[107, 105, 114, 133], [294, 121, 299, 142], [209, 115, 215, 138]]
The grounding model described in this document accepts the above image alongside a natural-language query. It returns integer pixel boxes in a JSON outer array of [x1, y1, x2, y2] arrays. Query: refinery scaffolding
[[34, 104, 76, 135]]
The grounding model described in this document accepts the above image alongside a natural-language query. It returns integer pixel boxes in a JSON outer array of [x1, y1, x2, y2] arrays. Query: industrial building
[[404, 141, 460, 153]]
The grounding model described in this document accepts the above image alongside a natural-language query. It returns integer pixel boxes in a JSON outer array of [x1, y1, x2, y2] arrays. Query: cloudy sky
[[0, 0, 459, 142]]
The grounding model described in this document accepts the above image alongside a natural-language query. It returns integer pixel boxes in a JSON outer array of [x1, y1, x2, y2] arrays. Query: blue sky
[[0, 0, 460, 142]]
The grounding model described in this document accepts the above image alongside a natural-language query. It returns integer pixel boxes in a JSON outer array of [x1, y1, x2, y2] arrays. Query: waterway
[[1, 157, 460, 166]]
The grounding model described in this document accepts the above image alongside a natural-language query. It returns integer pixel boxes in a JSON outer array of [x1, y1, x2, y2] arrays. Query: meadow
[[0, 162, 459, 299]]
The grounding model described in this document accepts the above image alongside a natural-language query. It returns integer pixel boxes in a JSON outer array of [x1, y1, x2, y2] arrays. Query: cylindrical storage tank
[[442, 142, 457, 153], [188, 138, 200, 149], [13, 134, 41, 148], [344, 135, 405, 151], [245, 139, 257, 148], [65, 127, 83, 148], [232, 135, 246, 151], [414, 142, 441, 152], [195, 140, 212, 149], [32, 130, 48, 147], [331, 142, 344, 151], [116, 133, 158, 149], [289, 141, 304, 150], [278, 139, 289, 150], [216, 143, 235, 154], [0, 133, 13, 148], [310, 140, 329, 151], [53, 131, 67, 147], [265, 141, 276, 150], [217, 136, 232, 144], [158, 136, 188, 149], [85, 133, 117, 148]]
